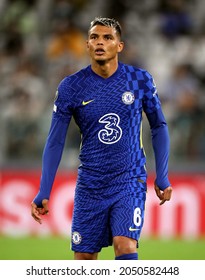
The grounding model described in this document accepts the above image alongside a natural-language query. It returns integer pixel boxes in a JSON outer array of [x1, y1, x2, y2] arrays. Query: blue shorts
[[71, 180, 147, 253]]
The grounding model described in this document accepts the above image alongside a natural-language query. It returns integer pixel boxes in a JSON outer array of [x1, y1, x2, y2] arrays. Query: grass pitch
[[0, 235, 205, 260]]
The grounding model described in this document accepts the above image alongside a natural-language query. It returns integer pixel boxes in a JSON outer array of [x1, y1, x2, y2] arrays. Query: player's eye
[[104, 35, 113, 40], [90, 34, 98, 40]]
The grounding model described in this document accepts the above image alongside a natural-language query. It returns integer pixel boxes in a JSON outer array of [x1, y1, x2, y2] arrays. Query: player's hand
[[31, 199, 49, 224], [154, 183, 172, 205]]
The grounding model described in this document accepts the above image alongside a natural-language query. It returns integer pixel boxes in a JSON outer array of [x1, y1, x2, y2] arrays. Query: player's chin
[[95, 58, 106, 65]]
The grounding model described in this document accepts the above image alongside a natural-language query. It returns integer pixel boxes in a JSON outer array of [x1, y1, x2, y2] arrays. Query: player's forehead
[[88, 24, 118, 37]]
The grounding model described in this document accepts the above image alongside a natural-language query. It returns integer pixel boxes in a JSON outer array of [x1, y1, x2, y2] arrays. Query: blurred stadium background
[[0, 0, 205, 260]]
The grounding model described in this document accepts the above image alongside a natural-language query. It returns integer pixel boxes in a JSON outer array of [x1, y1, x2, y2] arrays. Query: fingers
[[154, 184, 164, 200], [31, 202, 42, 224], [42, 199, 49, 215], [163, 186, 172, 205], [154, 184, 172, 205], [159, 198, 166, 205], [31, 199, 49, 224]]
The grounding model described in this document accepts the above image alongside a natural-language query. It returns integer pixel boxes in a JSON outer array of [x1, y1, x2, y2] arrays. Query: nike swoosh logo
[[129, 227, 139, 232], [82, 100, 94, 106]]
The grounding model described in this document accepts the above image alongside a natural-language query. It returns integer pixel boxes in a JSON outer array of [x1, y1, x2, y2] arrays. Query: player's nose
[[96, 40, 103, 45]]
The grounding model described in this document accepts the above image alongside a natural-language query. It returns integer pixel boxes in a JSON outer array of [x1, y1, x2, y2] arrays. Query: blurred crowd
[[0, 0, 205, 170]]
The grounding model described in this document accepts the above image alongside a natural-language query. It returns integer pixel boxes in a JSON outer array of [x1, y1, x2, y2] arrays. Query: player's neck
[[91, 60, 119, 79]]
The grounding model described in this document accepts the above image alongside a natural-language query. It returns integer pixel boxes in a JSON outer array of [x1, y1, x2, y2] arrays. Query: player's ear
[[118, 41, 124, 53], [86, 40, 92, 52]]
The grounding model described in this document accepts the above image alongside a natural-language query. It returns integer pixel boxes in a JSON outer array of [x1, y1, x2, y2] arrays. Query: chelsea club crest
[[72, 231, 82, 245], [122, 91, 135, 105]]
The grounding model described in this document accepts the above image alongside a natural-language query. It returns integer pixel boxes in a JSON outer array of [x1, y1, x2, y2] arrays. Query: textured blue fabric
[[34, 62, 170, 208]]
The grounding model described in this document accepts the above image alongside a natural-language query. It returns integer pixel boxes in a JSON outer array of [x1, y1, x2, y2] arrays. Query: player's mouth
[[95, 48, 105, 55]]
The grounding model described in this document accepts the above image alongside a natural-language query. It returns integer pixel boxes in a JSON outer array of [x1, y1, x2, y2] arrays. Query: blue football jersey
[[53, 62, 161, 190], [33, 62, 170, 207]]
